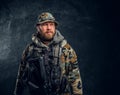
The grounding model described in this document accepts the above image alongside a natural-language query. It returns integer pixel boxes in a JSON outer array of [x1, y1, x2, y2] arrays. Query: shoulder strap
[[53, 39, 67, 65]]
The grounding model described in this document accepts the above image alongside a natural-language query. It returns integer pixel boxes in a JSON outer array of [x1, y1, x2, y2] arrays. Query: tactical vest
[[23, 40, 68, 95]]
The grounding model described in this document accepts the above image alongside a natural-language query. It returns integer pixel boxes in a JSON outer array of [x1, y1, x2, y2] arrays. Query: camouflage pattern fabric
[[14, 30, 83, 95]]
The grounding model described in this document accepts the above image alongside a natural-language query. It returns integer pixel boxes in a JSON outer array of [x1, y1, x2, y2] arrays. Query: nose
[[47, 24, 51, 30]]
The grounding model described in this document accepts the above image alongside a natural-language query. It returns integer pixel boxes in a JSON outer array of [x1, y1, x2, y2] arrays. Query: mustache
[[45, 30, 53, 33]]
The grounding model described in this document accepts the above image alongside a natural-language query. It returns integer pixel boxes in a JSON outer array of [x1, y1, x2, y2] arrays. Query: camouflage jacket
[[14, 30, 83, 95]]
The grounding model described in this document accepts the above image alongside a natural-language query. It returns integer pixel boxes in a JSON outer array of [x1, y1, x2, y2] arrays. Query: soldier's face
[[36, 22, 56, 41]]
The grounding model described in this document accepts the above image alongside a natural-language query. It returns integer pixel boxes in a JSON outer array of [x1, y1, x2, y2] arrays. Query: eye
[[41, 23, 47, 26], [50, 23, 55, 26]]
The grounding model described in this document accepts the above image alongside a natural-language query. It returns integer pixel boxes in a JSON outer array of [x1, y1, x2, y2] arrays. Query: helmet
[[36, 12, 58, 26]]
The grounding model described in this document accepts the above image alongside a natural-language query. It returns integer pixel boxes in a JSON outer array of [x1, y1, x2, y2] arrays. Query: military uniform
[[14, 12, 83, 95]]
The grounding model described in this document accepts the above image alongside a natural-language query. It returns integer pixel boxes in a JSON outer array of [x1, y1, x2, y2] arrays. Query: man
[[14, 12, 83, 95]]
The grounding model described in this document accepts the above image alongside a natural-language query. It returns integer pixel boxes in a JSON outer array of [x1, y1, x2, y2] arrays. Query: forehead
[[41, 21, 55, 25], [36, 21, 56, 27]]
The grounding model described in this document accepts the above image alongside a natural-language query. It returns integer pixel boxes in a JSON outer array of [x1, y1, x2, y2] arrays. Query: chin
[[45, 36, 53, 40], [46, 38, 53, 41]]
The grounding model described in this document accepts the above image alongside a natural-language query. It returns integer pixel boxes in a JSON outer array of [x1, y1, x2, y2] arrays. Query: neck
[[42, 41, 51, 46]]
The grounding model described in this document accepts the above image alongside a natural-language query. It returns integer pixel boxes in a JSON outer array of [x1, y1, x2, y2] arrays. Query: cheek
[[40, 26, 47, 32], [52, 26, 55, 32]]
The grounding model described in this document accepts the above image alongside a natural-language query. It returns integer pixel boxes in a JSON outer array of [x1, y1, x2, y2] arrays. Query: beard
[[38, 30, 56, 42]]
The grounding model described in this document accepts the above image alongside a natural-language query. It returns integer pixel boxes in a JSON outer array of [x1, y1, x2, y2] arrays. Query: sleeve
[[64, 44, 83, 95], [14, 45, 30, 95]]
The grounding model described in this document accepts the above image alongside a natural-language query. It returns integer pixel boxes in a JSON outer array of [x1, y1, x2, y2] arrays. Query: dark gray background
[[0, 0, 116, 95]]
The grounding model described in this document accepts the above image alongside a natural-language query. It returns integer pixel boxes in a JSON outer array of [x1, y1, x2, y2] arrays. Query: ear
[[36, 25, 40, 31]]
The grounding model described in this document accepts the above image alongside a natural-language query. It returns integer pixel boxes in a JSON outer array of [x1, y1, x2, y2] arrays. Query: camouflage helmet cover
[[36, 12, 58, 26]]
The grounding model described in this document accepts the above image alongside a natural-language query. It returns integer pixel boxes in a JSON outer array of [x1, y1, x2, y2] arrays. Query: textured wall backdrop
[[0, 0, 114, 95]]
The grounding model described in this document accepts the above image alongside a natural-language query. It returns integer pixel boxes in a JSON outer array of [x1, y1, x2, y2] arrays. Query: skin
[[36, 21, 56, 45]]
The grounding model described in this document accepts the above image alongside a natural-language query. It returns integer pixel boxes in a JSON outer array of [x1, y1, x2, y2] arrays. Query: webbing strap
[[53, 44, 60, 65], [53, 40, 66, 65]]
